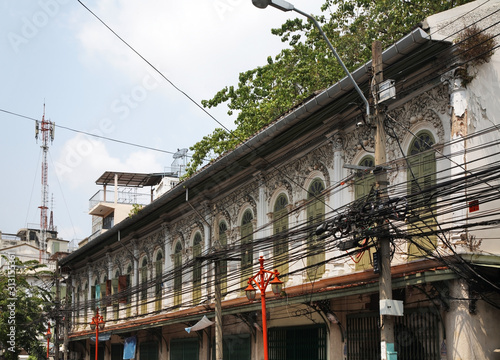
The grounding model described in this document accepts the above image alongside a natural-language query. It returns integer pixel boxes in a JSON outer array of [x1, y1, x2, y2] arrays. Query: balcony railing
[[89, 189, 151, 210]]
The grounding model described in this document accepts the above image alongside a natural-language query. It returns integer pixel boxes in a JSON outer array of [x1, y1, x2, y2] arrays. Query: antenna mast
[[35, 104, 55, 259]]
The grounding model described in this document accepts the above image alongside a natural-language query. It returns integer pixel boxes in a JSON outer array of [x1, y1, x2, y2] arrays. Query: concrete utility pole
[[372, 41, 396, 360], [64, 273, 70, 360], [55, 259, 60, 360], [214, 260, 223, 360]]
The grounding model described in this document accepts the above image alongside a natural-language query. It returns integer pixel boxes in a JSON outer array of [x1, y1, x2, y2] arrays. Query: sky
[[0, 0, 327, 245]]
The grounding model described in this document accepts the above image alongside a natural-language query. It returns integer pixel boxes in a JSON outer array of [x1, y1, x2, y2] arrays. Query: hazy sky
[[0, 0, 327, 244]]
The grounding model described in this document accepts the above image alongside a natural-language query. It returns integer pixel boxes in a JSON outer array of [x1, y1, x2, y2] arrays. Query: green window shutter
[[154, 255, 163, 311], [354, 156, 375, 271], [76, 287, 81, 324], [240, 210, 254, 290], [91, 285, 96, 311], [141, 266, 148, 300], [102, 282, 109, 306], [307, 179, 325, 280], [60, 286, 67, 304], [219, 221, 228, 296], [407, 132, 437, 258], [140, 260, 148, 314], [95, 284, 100, 311], [84, 286, 88, 323], [174, 242, 183, 307], [111, 279, 118, 295], [273, 194, 289, 281], [193, 233, 202, 305]]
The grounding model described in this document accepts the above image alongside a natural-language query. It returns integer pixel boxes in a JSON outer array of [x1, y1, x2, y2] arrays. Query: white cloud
[[73, 0, 309, 100], [54, 134, 163, 190]]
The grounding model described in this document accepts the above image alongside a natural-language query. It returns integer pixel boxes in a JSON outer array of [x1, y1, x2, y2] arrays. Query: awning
[[185, 315, 214, 333]]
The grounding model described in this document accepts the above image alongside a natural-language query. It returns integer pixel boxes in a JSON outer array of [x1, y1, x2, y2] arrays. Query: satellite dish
[[173, 148, 188, 159]]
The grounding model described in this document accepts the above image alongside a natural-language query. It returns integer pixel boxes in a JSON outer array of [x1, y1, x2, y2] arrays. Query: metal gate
[[347, 308, 440, 360], [268, 325, 327, 360], [140, 341, 159, 360], [111, 344, 124, 360], [170, 338, 199, 360], [212, 334, 251, 360]]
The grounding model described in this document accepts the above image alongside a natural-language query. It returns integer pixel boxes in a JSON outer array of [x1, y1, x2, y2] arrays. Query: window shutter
[[118, 275, 128, 304], [102, 282, 109, 306]]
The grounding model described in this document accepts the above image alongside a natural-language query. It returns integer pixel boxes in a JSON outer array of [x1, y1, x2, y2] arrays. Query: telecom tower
[[35, 104, 55, 259]]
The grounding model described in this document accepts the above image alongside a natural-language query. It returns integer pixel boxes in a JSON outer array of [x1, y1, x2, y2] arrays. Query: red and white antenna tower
[[35, 104, 55, 259]]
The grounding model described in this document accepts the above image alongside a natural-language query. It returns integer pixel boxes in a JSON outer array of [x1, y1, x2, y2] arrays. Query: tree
[[0, 256, 53, 359], [185, 0, 474, 176]]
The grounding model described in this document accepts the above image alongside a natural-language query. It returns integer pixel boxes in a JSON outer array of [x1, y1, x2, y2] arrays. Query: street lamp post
[[252, 3, 397, 359], [251, 0, 370, 118], [46, 323, 51, 359], [244, 256, 283, 360], [90, 308, 105, 360]]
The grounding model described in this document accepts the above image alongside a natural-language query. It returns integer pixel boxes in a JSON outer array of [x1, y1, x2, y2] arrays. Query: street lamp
[[46, 323, 51, 359], [90, 307, 105, 360], [244, 256, 283, 360], [251, 0, 370, 118]]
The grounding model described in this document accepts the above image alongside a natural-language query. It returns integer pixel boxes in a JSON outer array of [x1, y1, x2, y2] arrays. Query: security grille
[[140, 341, 159, 360], [170, 338, 199, 360], [212, 334, 251, 360], [90, 345, 105, 360], [269, 325, 327, 360], [111, 344, 123, 360], [347, 308, 440, 360]]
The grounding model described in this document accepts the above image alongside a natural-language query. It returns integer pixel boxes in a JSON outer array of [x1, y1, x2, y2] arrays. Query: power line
[[0, 107, 183, 156]]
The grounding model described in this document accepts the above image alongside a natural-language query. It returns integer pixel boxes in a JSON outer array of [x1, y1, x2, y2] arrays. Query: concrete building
[[60, 1, 500, 359]]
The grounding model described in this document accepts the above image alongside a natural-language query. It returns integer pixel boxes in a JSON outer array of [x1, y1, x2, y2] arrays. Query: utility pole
[[64, 273, 70, 360], [372, 41, 396, 360], [55, 259, 60, 360], [214, 260, 223, 360]]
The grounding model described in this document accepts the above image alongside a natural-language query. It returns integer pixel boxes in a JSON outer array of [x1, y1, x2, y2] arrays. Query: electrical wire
[[57, 2, 500, 325], [0, 107, 184, 157]]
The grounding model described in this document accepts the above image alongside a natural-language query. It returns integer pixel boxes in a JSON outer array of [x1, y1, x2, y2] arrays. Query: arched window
[[241, 209, 254, 289], [307, 178, 325, 280], [218, 221, 228, 296], [354, 156, 375, 271], [273, 193, 289, 280], [140, 257, 148, 314], [192, 232, 203, 304], [408, 131, 437, 257], [174, 242, 183, 307], [155, 252, 163, 311]]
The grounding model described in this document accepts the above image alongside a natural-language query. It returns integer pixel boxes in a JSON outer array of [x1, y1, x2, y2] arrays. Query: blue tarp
[[123, 336, 137, 360]]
